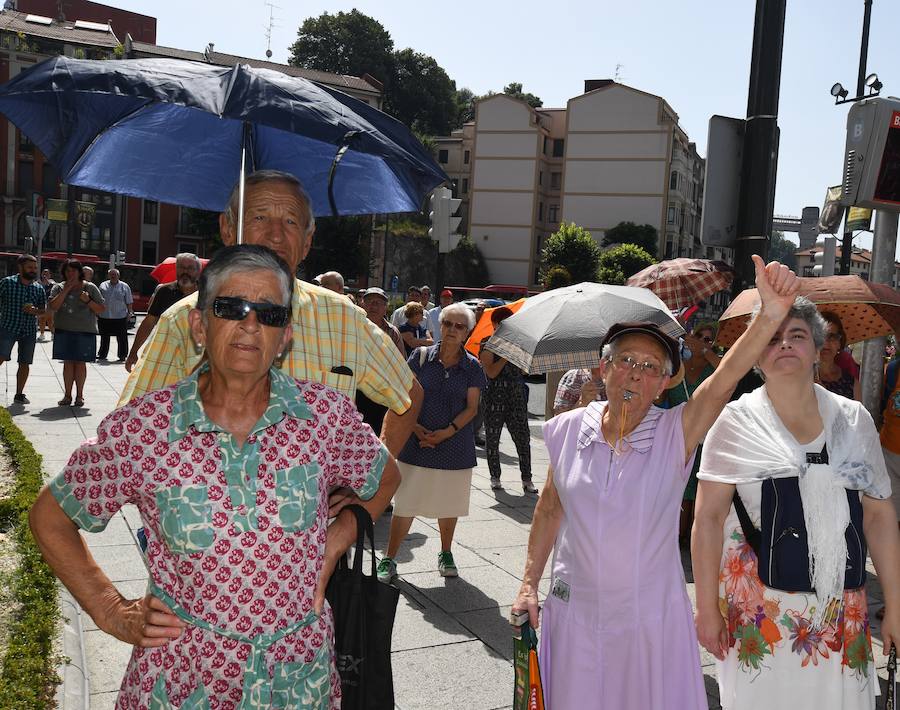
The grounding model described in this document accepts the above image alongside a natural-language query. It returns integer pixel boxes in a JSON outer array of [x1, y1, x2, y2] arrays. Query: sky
[[118, 0, 899, 252]]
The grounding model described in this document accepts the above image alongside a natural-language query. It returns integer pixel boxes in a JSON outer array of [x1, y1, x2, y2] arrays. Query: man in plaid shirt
[[120, 170, 423, 456], [0, 254, 47, 403]]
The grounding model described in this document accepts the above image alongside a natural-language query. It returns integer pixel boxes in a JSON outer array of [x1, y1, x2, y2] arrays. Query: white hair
[[439, 302, 475, 331]]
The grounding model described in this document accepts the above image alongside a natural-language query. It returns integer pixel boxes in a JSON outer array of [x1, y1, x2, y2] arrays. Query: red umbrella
[[626, 258, 734, 310], [150, 256, 209, 283]]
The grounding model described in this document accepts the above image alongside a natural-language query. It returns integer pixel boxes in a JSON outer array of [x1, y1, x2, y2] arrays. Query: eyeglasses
[[701, 336, 714, 343], [441, 320, 468, 331], [610, 354, 666, 378], [824, 332, 842, 342], [212, 297, 290, 327]]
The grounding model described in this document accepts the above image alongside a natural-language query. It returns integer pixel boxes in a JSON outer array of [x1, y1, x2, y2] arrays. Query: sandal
[[73, 397, 84, 407], [57, 396, 72, 406]]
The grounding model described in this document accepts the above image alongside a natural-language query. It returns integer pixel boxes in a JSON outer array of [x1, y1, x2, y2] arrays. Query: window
[[538, 202, 543, 221], [543, 137, 549, 155], [451, 178, 459, 197], [18, 161, 33, 196], [141, 240, 157, 265], [41, 162, 58, 198], [143, 200, 158, 225], [438, 149, 449, 164], [462, 178, 469, 194], [667, 206, 675, 224], [550, 172, 562, 189], [538, 171, 543, 186], [548, 204, 559, 223], [178, 242, 198, 254], [463, 150, 470, 165], [665, 238, 673, 258], [670, 171, 678, 190], [552, 139, 565, 158], [18, 131, 33, 154]]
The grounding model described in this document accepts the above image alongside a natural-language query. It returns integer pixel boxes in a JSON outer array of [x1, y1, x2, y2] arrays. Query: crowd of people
[[2, 170, 896, 709]]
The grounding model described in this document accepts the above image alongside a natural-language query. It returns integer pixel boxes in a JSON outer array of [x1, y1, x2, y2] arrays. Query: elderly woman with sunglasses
[[29, 245, 400, 709], [510, 257, 801, 709], [377, 302, 486, 583]]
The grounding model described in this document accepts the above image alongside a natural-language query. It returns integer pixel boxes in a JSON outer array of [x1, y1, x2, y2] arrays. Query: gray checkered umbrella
[[483, 282, 685, 374]]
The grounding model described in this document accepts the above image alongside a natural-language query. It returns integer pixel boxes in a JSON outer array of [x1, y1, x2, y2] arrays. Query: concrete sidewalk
[[2, 332, 893, 709]]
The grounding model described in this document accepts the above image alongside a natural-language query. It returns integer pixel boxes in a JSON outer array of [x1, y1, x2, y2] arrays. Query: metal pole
[[733, 0, 786, 293], [859, 209, 898, 419], [840, 0, 874, 275], [822, 236, 836, 275]]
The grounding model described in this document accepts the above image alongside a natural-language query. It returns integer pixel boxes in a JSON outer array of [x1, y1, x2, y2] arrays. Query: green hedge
[[0, 407, 60, 708]]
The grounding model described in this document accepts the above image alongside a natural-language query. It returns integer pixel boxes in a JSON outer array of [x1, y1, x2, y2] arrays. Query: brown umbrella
[[716, 275, 900, 347], [626, 258, 734, 310]]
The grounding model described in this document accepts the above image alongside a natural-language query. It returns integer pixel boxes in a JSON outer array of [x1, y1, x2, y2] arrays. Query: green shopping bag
[[513, 621, 545, 710]]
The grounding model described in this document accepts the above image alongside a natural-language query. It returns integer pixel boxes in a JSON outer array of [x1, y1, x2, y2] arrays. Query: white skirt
[[393, 462, 472, 518]]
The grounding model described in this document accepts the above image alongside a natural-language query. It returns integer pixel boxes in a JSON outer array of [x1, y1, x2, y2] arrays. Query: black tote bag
[[325, 505, 400, 710]]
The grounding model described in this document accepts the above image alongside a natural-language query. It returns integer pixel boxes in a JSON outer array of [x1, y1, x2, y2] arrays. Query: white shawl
[[699, 384, 891, 627]]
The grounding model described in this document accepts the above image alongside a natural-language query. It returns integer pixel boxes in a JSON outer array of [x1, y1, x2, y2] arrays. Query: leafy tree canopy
[[288, 10, 395, 87], [541, 222, 601, 284], [767, 230, 797, 270], [598, 244, 656, 285], [304, 215, 372, 282], [502, 82, 542, 108], [442, 236, 489, 287], [602, 221, 658, 254], [455, 87, 477, 125], [387, 49, 457, 136]]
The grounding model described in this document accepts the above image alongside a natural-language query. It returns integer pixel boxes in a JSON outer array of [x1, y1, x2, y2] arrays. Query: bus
[[0, 251, 157, 311]]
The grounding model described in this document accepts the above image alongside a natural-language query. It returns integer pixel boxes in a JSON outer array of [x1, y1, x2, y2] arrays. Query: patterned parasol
[[716, 275, 900, 347], [626, 258, 735, 310]]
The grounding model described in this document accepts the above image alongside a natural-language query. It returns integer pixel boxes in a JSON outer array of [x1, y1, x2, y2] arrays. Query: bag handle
[[732, 490, 761, 558], [340, 503, 377, 577]]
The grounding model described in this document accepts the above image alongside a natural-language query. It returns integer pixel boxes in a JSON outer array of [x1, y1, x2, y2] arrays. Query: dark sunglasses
[[701, 336, 714, 343], [441, 320, 468, 331], [212, 297, 290, 327]]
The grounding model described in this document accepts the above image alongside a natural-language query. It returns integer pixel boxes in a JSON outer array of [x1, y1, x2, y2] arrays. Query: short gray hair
[[600, 338, 674, 376], [439, 302, 475, 331], [176, 252, 202, 269], [749, 295, 826, 350], [197, 245, 293, 316], [223, 170, 315, 236]]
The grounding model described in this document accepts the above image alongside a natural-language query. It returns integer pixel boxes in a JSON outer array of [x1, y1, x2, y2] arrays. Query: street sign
[[25, 215, 50, 242]]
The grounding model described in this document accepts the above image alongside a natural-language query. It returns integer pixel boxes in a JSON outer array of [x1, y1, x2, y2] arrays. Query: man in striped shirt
[[120, 170, 423, 455]]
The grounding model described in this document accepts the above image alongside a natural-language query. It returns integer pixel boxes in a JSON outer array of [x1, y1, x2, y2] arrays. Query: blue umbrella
[[0, 56, 447, 233]]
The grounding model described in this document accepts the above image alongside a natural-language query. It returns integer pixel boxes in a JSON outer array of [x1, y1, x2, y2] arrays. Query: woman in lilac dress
[[511, 256, 800, 709]]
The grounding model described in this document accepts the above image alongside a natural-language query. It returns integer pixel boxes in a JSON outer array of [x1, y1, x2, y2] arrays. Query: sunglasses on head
[[212, 297, 290, 327]]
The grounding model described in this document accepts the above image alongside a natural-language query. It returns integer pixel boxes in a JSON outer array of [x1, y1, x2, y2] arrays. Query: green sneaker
[[376, 557, 397, 584], [438, 551, 458, 577]]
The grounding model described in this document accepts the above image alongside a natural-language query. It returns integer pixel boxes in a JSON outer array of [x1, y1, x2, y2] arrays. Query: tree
[[454, 87, 477, 126], [303, 215, 372, 282], [502, 82, 542, 108], [288, 10, 395, 88], [543, 265, 572, 290], [387, 49, 457, 136], [767, 230, 797, 270], [602, 221, 658, 254], [541, 222, 601, 284], [597, 244, 656, 285], [180, 208, 222, 254], [441, 236, 489, 286]]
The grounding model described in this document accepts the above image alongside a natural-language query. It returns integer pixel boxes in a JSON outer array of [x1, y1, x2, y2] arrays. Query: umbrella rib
[[66, 100, 155, 181]]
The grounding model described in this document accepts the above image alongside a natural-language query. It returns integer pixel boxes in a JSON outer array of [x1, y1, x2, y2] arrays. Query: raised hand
[[752, 254, 800, 324]]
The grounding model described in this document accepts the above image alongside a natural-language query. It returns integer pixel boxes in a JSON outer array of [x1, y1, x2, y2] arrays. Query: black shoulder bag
[[731, 444, 868, 592], [325, 505, 400, 710]]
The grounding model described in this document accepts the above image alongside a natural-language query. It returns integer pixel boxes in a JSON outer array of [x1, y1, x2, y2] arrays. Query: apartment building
[[435, 80, 707, 287]]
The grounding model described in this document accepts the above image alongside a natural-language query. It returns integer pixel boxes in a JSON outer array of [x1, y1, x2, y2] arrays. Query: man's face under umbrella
[[220, 181, 314, 273]]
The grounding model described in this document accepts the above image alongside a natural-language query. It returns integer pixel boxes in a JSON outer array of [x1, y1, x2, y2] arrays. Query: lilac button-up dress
[[539, 401, 707, 709]]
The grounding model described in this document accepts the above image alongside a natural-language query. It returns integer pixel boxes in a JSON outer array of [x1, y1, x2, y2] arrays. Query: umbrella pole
[[236, 122, 251, 245]]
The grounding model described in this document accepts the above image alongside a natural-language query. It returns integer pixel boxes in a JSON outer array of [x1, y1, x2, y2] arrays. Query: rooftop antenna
[[614, 63, 625, 82], [263, 1, 280, 59]]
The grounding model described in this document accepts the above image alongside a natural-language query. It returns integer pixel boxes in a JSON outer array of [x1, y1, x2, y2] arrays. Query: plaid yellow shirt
[[119, 280, 414, 411]]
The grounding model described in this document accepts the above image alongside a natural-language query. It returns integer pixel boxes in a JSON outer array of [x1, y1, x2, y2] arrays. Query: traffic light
[[840, 97, 900, 211], [428, 187, 449, 248], [812, 237, 836, 276]]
